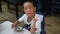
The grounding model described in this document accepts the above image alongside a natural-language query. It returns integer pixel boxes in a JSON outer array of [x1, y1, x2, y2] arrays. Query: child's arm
[[30, 17, 38, 34], [30, 22, 36, 34], [12, 21, 20, 28], [30, 17, 41, 34], [12, 14, 26, 28]]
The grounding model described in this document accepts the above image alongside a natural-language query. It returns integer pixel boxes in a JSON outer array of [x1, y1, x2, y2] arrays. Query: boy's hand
[[32, 16, 39, 23], [30, 17, 39, 34], [11, 21, 20, 28], [11, 23, 16, 28]]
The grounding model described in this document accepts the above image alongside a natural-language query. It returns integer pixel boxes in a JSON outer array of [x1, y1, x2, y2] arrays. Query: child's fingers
[[35, 16, 40, 20], [11, 24, 15, 28], [33, 16, 40, 21], [32, 16, 40, 23], [11, 24, 14, 28]]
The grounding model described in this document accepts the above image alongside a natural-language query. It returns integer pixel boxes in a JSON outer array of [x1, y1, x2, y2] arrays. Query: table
[[0, 21, 31, 34]]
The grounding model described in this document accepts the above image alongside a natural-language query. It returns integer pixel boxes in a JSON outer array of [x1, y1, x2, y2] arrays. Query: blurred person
[[12, 1, 42, 34]]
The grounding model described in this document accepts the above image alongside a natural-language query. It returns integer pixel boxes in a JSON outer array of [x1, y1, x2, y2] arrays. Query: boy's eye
[[24, 7, 33, 10], [24, 8, 27, 10]]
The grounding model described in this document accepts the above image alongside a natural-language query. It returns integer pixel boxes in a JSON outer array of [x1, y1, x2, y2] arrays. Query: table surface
[[0, 21, 31, 34]]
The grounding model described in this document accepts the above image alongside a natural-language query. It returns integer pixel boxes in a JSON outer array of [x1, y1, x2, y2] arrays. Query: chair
[[40, 14, 46, 34], [51, 0, 60, 15], [5, 0, 25, 19], [36, 13, 46, 34]]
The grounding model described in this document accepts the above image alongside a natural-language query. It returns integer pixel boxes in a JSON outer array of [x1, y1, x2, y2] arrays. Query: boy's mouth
[[27, 13, 31, 15]]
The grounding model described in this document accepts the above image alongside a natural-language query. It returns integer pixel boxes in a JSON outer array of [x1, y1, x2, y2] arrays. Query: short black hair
[[23, 0, 36, 7]]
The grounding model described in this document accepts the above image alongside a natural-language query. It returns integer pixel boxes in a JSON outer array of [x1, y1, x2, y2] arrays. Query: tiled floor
[[0, 1, 60, 34], [45, 15, 60, 34], [0, 1, 24, 22], [0, 1, 16, 23]]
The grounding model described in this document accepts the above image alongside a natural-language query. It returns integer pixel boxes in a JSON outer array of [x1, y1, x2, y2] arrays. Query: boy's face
[[23, 2, 36, 17]]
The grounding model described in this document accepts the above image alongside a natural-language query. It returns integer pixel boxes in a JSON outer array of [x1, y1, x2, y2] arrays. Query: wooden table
[[0, 21, 31, 34]]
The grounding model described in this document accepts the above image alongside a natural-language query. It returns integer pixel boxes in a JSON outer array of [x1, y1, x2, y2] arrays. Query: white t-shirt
[[18, 14, 43, 34]]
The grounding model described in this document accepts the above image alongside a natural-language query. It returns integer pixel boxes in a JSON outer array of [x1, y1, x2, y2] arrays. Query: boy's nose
[[27, 8, 30, 11]]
